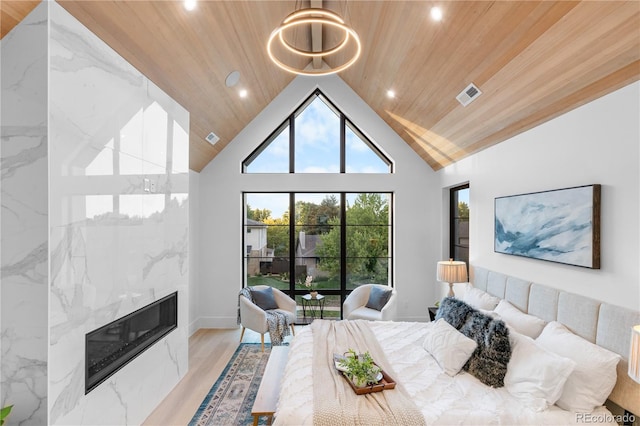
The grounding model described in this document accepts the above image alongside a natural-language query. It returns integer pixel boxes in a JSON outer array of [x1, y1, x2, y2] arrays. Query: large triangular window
[[243, 91, 392, 173]]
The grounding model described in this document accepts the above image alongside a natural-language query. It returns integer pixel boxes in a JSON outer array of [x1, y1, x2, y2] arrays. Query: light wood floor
[[142, 327, 295, 426]]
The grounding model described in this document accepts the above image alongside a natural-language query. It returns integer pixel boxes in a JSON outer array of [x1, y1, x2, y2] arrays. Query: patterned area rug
[[189, 343, 272, 426]]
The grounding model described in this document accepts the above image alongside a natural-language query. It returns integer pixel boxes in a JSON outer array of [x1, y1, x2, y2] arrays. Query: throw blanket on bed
[[311, 320, 426, 426], [237, 287, 291, 346]]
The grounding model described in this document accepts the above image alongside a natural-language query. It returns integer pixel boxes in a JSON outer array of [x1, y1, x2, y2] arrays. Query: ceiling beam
[[311, 0, 322, 69]]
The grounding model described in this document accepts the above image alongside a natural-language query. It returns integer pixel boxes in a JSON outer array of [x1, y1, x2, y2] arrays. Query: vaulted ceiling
[[2, 1, 639, 172]]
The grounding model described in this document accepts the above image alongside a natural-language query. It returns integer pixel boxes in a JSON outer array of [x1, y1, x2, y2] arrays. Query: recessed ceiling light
[[225, 70, 240, 88], [387, 90, 396, 98], [239, 89, 248, 98], [430, 6, 443, 21], [184, 0, 197, 11]]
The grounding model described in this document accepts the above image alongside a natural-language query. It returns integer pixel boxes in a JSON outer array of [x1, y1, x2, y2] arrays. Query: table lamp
[[436, 259, 468, 298], [629, 325, 640, 383]]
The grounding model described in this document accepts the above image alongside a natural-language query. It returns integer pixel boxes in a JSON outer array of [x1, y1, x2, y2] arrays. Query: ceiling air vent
[[205, 132, 220, 145], [456, 83, 482, 107]]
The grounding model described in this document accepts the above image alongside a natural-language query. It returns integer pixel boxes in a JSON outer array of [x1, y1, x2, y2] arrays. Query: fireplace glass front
[[85, 292, 178, 393]]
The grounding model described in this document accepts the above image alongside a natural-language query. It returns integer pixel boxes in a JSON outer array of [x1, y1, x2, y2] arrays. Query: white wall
[[438, 82, 640, 310], [189, 170, 200, 335], [197, 74, 439, 327], [194, 44, 639, 330]]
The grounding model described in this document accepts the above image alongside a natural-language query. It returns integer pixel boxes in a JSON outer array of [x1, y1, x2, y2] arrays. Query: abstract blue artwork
[[495, 185, 600, 269]]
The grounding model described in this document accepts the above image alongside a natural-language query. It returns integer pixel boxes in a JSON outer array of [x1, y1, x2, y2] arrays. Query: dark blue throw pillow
[[365, 286, 392, 311], [251, 287, 279, 311]]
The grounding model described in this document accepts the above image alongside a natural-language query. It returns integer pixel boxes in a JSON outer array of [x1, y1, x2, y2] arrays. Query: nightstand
[[428, 306, 438, 322]]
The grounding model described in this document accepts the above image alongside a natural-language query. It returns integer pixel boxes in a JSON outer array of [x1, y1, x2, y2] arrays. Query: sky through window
[[243, 91, 391, 174]]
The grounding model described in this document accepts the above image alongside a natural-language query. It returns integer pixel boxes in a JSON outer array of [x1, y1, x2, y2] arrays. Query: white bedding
[[274, 321, 617, 425]]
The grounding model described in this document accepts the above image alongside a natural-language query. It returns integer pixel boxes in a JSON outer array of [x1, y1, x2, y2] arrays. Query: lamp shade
[[629, 325, 640, 383], [436, 260, 468, 284]]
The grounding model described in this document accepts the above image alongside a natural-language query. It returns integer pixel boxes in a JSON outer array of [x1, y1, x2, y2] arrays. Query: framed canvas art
[[494, 184, 600, 269]]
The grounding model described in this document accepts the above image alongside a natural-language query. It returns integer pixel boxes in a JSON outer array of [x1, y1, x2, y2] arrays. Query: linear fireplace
[[85, 292, 178, 393]]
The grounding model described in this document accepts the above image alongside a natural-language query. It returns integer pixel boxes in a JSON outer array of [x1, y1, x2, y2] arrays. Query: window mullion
[[340, 115, 346, 173], [449, 189, 455, 259], [289, 116, 295, 173], [289, 193, 296, 295], [340, 193, 347, 311]]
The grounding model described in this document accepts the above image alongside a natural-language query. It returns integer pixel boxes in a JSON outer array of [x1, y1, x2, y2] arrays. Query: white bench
[[251, 345, 289, 426]]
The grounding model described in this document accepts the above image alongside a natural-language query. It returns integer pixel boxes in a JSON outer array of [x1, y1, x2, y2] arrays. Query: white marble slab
[[2, 2, 189, 424], [1, 2, 49, 425], [48, 3, 189, 424]]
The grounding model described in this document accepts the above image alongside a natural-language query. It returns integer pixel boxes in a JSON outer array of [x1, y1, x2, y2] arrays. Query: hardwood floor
[[142, 327, 294, 426]]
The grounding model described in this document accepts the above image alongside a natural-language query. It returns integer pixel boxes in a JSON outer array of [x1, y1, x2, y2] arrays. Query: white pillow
[[478, 308, 501, 319], [505, 330, 576, 411], [461, 285, 500, 310], [494, 300, 546, 338], [422, 318, 478, 376], [536, 321, 621, 413]]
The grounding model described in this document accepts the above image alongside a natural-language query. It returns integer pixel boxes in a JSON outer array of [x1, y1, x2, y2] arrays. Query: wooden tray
[[339, 368, 397, 395]]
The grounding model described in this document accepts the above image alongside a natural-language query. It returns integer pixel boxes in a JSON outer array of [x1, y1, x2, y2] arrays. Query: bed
[[274, 266, 640, 425]]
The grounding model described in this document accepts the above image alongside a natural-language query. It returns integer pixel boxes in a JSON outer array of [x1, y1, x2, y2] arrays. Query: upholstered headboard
[[471, 266, 640, 415]]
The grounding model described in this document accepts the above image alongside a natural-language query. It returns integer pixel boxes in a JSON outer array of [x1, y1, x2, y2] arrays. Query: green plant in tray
[[338, 349, 381, 387]]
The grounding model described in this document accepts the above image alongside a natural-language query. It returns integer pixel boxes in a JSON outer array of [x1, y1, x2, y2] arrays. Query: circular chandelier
[[267, 8, 362, 76]]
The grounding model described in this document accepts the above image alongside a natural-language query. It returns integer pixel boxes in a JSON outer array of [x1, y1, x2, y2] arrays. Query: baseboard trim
[[191, 316, 238, 333], [188, 318, 199, 336], [189, 315, 429, 335]]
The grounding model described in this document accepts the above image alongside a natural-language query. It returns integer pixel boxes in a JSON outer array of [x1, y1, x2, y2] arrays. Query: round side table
[[301, 293, 325, 319]]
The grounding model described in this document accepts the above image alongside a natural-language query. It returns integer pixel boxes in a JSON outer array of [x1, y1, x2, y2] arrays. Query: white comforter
[[275, 321, 616, 425]]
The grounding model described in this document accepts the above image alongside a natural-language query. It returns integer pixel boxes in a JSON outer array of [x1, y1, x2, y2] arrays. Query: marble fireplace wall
[[2, 2, 190, 425], [47, 3, 190, 424], [0, 3, 49, 424]]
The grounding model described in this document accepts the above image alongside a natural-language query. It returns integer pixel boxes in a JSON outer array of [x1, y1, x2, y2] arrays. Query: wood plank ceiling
[[0, 1, 40, 38], [3, 1, 639, 172]]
